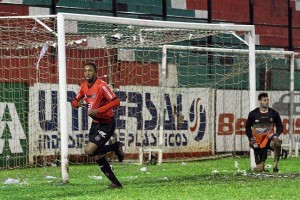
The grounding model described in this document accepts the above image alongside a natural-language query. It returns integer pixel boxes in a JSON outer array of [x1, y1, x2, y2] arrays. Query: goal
[[0, 13, 259, 181]]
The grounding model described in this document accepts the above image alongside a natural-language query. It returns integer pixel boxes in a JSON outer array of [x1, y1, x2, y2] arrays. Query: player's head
[[258, 92, 268, 101], [84, 62, 97, 72], [84, 62, 97, 83], [258, 92, 269, 109]]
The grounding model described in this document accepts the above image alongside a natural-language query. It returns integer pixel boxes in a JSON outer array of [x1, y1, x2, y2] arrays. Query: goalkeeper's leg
[[254, 150, 265, 172], [254, 147, 268, 172], [270, 138, 282, 172]]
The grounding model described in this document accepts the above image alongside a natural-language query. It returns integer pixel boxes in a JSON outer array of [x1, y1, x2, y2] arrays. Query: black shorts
[[88, 118, 116, 147], [254, 139, 272, 164]]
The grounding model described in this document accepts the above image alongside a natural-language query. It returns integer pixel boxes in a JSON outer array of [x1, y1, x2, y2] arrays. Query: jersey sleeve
[[273, 110, 283, 135], [72, 85, 85, 108], [245, 111, 255, 140], [97, 98, 120, 113], [101, 83, 116, 101]]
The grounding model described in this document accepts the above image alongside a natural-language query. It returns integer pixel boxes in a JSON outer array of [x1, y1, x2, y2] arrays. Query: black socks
[[96, 157, 122, 186]]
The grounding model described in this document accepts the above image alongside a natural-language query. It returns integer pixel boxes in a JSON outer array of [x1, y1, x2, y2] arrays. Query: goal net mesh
[[2, 15, 295, 168], [256, 52, 300, 153]]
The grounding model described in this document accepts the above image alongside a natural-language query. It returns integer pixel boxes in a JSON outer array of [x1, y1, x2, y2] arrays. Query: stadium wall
[[0, 0, 299, 51]]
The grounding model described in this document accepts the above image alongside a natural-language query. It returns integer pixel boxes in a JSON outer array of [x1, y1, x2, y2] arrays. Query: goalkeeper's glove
[[268, 133, 278, 140], [249, 137, 259, 149]]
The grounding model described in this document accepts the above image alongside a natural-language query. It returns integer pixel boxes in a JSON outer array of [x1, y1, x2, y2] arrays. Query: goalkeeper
[[72, 62, 125, 189], [245, 92, 283, 172]]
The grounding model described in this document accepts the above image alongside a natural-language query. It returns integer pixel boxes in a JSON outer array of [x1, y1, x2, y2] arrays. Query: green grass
[[1, 157, 300, 200]]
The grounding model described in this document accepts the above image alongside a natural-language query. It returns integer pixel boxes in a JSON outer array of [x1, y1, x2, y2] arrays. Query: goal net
[[255, 50, 300, 156], [0, 13, 259, 176]]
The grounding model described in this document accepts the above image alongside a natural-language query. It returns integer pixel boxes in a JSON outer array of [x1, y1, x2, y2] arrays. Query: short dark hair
[[84, 62, 97, 72], [258, 92, 268, 100]]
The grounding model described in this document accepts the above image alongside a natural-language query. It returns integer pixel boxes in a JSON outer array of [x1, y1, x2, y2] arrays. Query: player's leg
[[86, 142, 122, 158], [113, 141, 125, 162], [96, 156, 123, 189], [254, 150, 264, 172], [254, 147, 268, 172], [85, 120, 124, 161], [94, 141, 124, 162], [86, 121, 123, 188], [256, 162, 265, 172], [90, 120, 124, 161], [102, 118, 125, 162], [269, 137, 282, 172], [85, 122, 112, 157], [109, 118, 125, 162]]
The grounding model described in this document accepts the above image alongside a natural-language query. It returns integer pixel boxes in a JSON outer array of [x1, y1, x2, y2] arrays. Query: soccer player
[[72, 62, 124, 189], [245, 92, 283, 173]]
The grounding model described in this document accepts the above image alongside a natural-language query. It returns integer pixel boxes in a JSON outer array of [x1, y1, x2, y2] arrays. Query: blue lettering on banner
[[38, 90, 88, 132], [38, 133, 89, 150], [39, 90, 58, 131], [37, 88, 206, 149], [128, 92, 143, 130], [189, 98, 206, 141], [176, 94, 188, 130], [144, 93, 157, 130], [164, 94, 176, 130], [114, 91, 126, 129]]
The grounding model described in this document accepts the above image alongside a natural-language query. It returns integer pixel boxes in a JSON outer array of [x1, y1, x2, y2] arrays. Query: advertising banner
[[28, 83, 300, 157], [216, 91, 300, 152], [29, 84, 212, 156], [0, 83, 28, 168]]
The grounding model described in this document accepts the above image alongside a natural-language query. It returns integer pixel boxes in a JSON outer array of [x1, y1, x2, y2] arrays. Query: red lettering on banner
[[218, 113, 300, 136], [295, 119, 300, 134], [218, 113, 234, 135], [282, 118, 300, 135], [282, 118, 289, 135], [235, 118, 246, 135]]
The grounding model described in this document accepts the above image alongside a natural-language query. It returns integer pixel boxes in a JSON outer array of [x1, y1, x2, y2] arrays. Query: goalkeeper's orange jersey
[[245, 107, 283, 148], [72, 78, 117, 123]]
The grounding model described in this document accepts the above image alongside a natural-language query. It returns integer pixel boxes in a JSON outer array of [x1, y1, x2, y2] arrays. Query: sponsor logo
[[34, 85, 207, 150], [256, 127, 270, 134], [0, 103, 26, 154], [84, 94, 96, 99], [94, 135, 101, 141], [272, 93, 300, 116], [189, 98, 206, 141], [97, 130, 107, 138]]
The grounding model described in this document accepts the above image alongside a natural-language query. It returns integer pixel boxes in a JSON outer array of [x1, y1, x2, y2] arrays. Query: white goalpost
[[160, 44, 256, 169], [55, 13, 257, 181], [1, 12, 265, 183]]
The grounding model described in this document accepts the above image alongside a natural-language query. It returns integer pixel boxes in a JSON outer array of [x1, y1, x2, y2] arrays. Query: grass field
[[1, 156, 300, 200]]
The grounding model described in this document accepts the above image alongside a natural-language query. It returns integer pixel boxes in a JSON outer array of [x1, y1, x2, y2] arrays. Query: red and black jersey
[[72, 78, 119, 123], [245, 107, 283, 148]]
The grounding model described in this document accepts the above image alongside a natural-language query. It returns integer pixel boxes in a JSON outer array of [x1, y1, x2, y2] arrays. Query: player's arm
[[98, 97, 120, 113], [98, 83, 120, 112], [72, 87, 85, 108], [245, 112, 259, 148], [72, 98, 86, 108], [245, 112, 255, 140], [273, 110, 283, 137], [88, 97, 120, 116]]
